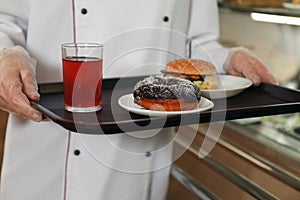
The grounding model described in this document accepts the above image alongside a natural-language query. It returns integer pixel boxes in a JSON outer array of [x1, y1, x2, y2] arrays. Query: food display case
[[168, 120, 300, 199]]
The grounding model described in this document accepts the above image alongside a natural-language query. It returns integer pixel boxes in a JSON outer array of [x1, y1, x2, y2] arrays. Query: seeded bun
[[163, 59, 218, 90], [166, 59, 216, 75]]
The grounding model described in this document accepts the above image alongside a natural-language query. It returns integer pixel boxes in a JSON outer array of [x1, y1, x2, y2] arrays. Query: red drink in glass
[[63, 57, 102, 111], [62, 43, 103, 112]]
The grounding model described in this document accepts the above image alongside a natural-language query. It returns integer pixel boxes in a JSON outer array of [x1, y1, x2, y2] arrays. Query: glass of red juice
[[61, 43, 103, 112]]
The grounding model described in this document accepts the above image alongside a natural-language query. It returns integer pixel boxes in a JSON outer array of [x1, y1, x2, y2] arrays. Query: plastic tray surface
[[32, 76, 300, 134]]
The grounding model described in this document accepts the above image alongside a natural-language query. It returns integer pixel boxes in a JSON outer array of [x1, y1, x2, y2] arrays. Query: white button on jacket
[[0, 0, 229, 200]]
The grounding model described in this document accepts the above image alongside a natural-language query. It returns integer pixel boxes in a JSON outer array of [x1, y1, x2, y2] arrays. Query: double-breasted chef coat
[[0, 0, 229, 199]]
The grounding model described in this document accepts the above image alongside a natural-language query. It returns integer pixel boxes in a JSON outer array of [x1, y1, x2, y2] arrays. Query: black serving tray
[[31, 76, 300, 134]]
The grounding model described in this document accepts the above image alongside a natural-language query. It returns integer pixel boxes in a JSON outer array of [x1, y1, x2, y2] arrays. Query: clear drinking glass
[[61, 43, 103, 112]]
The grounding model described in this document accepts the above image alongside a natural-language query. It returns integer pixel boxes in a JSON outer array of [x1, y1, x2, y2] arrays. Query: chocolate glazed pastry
[[133, 76, 201, 111]]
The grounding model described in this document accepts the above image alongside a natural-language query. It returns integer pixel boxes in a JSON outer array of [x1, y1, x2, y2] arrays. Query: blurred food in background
[[222, 0, 283, 7]]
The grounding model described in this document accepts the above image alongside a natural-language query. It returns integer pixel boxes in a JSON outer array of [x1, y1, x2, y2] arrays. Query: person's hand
[[0, 46, 42, 121], [224, 47, 277, 86]]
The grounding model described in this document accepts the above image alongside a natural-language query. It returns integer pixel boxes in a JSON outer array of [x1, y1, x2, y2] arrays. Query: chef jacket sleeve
[[0, 12, 27, 50], [188, 0, 229, 73]]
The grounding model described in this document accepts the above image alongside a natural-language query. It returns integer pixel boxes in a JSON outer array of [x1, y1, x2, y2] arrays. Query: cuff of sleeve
[[0, 46, 37, 70], [0, 31, 14, 50]]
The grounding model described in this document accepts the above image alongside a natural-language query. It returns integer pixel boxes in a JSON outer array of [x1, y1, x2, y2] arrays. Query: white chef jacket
[[0, 0, 229, 200]]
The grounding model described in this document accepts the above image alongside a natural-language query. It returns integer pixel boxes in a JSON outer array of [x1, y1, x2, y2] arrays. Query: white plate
[[201, 75, 252, 99], [118, 94, 214, 117], [282, 2, 300, 10]]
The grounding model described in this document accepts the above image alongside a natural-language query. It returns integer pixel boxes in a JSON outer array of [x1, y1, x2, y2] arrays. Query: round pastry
[[133, 76, 201, 111]]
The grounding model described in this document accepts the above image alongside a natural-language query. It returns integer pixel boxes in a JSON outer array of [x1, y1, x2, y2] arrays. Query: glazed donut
[[133, 76, 201, 111]]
